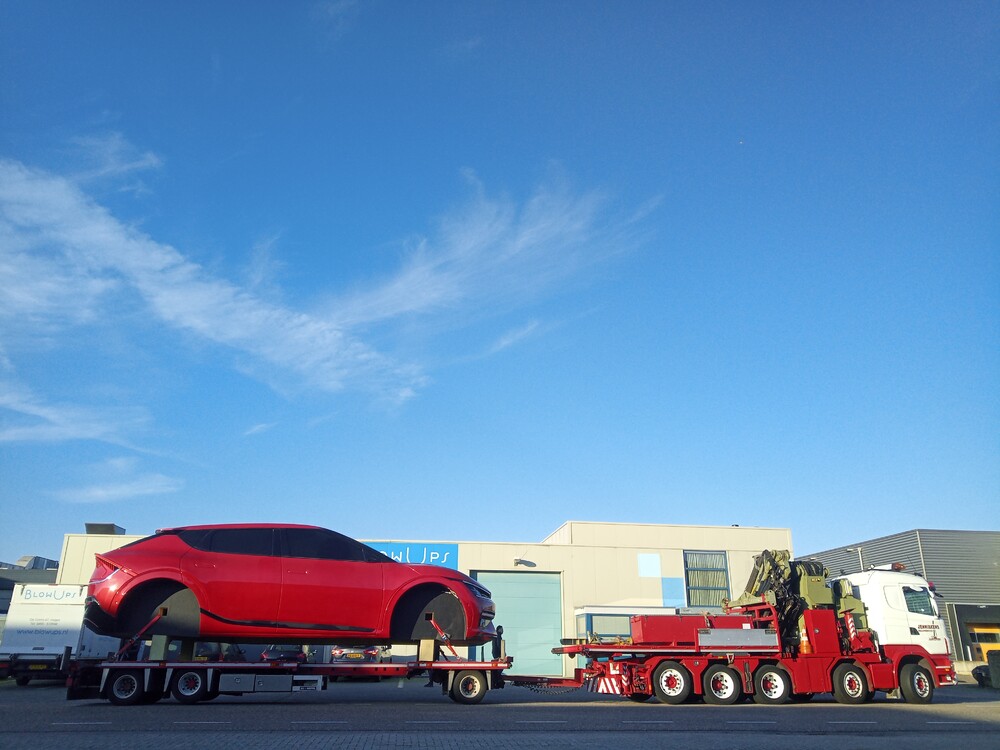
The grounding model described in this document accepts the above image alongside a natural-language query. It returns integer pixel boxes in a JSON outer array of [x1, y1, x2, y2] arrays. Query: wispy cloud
[[55, 476, 183, 504], [0, 154, 640, 451], [0, 158, 419, 403], [69, 131, 163, 185], [51, 456, 183, 504], [243, 422, 276, 437], [487, 320, 541, 355], [311, 0, 360, 40], [328, 170, 628, 329], [0, 381, 148, 445]]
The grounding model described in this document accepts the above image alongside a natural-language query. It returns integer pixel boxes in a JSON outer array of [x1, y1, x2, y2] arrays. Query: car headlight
[[464, 582, 492, 600]]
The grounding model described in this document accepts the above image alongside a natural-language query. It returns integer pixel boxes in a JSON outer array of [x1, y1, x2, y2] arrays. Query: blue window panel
[[662, 577, 685, 607], [473, 572, 563, 676], [637, 553, 661, 578]]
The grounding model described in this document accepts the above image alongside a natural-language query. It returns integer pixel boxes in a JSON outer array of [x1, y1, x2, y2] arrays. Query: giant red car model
[[84, 524, 496, 646]]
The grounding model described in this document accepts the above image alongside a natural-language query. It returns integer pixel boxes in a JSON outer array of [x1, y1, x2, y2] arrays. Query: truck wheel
[[449, 670, 487, 705], [652, 661, 692, 704], [899, 664, 934, 704], [171, 669, 210, 704], [753, 665, 791, 705], [107, 669, 145, 706], [703, 664, 742, 705], [832, 663, 871, 705]]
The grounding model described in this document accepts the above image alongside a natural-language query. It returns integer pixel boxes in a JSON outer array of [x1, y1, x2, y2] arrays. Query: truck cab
[[837, 566, 949, 658]]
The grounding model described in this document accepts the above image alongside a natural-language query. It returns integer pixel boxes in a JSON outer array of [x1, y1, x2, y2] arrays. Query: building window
[[684, 551, 730, 608]]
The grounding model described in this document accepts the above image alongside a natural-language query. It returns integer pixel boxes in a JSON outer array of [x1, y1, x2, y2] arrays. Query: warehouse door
[[473, 571, 563, 676]]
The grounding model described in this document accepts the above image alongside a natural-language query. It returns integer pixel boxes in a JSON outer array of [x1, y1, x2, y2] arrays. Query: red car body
[[84, 524, 496, 646]]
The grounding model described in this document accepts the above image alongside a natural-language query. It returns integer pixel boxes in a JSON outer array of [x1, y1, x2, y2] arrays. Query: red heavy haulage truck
[[544, 550, 955, 705]]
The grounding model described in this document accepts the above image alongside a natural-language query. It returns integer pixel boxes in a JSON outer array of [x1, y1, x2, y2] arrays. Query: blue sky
[[1, 1, 997, 565]]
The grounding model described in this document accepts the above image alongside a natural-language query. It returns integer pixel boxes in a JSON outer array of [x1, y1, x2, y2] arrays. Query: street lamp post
[[846, 547, 864, 571]]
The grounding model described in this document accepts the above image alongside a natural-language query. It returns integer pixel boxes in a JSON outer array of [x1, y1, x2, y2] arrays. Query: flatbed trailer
[[67, 650, 512, 705]]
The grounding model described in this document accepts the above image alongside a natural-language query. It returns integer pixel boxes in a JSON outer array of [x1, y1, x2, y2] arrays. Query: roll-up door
[[473, 571, 562, 676]]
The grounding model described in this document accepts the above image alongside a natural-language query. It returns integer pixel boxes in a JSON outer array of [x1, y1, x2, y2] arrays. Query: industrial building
[[806, 529, 1000, 669]]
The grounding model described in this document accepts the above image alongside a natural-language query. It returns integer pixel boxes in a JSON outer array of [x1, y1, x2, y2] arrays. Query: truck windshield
[[902, 586, 936, 616]]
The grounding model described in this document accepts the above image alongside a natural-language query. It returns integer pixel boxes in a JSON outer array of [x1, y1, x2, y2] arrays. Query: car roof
[[155, 523, 325, 533]]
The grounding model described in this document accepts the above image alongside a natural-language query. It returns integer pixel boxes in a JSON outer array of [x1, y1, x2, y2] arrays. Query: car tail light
[[331, 648, 344, 657], [363, 647, 379, 657], [90, 555, 127, 585]]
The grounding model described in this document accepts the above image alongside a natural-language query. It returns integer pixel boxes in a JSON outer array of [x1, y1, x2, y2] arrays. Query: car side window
[[207, 528, 276, 556], [282, 528, 367, 562]]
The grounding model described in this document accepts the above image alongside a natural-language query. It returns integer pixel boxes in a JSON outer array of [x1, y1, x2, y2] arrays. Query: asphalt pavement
[[1, 675, 998, 749]]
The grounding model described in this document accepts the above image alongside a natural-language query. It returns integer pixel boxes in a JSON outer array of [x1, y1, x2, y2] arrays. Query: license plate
[[346, 653, 363, 659], [30, 664, 49, 670]]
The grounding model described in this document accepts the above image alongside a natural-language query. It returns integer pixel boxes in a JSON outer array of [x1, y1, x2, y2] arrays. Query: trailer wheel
[[752, 665, 790, 705], [652, 661, 692, 705], [702, 664, 742, 705], [832, 663, 870, 705], [107, 669, 145, 706], [449, 670, 487, 705], [171, 669, 210, 704], [899, 664, 934, 704]]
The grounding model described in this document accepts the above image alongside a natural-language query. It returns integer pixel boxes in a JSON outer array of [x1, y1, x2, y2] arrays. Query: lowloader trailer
[[527, 551, 955, 705], [66, 621, 512, 706]]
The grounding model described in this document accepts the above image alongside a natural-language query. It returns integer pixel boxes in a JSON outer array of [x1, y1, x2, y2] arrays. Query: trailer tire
[[899, 664, 934, 704], [107, 669, 145, 706], [171, 669, 210, 704], [703, 664, 742, 705], [753, 665, 791, 705], [832, 663, 870, 705], [652, 661, 692, 705], [449, 670, 487, 705]]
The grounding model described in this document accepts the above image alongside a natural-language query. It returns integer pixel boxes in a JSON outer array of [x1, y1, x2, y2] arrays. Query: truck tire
[[107, 669, 145, 706], [171, 669, 210, 704], [652, 661, 692, 704], [832, 663, 871, 705], [702, 664, 742, 705], [449, 670, 488, 705], [899, 664, 934, 704], [753, 665, 791, 705]]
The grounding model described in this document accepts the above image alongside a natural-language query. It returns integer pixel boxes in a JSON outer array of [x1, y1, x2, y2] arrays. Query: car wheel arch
[[388, 583, 467, 643], [116, 577, 203, 638]]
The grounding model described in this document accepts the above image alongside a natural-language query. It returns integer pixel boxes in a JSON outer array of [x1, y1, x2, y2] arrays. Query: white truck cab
[[838, 565, 949, 657]]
